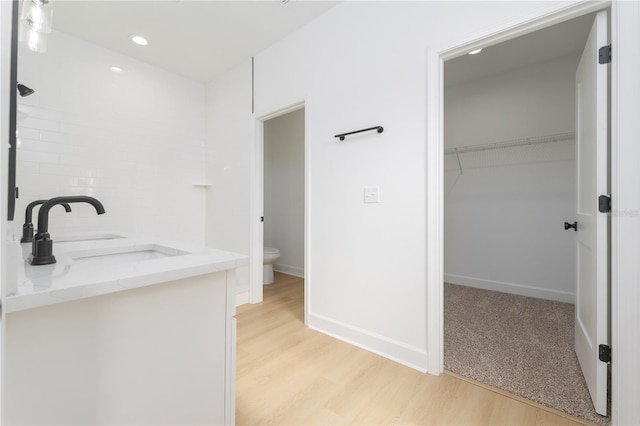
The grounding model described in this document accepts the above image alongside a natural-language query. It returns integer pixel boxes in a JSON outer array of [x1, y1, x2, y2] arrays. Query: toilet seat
[[264, 247, 279, 255]]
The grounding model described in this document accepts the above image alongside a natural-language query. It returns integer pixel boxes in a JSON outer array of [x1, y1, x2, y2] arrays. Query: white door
[[574, 10, 609, 416]]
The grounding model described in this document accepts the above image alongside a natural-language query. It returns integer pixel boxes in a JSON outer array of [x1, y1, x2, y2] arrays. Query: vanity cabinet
[[4, 270, 237, 425]]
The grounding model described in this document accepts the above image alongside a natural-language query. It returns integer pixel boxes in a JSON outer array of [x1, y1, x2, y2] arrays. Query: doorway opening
[[262, 108, 306, 315], [250, 102, 308, 324], [442, 10, 609, 425]]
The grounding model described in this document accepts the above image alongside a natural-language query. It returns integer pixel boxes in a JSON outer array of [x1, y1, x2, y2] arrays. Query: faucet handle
[[28, 232, 56, 265]]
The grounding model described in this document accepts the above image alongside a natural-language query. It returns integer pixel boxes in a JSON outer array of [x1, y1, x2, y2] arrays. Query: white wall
[[444, 55, 579, 302], [445, 54, 579, 147], [204, 1, 575, 370], [204, 59, 252, 294], [264, 109, 305, 277], [13, 31, 207, 245]]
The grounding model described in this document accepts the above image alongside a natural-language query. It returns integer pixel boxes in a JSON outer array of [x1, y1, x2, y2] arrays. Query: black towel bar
[[334, 126, 384, 141]]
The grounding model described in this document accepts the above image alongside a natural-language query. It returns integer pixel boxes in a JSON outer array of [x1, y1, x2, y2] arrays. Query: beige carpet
[[444, 283, 610, 425]]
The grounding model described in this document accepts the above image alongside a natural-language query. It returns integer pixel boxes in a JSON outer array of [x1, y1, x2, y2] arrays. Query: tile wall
[[13, 31, 207, 244]]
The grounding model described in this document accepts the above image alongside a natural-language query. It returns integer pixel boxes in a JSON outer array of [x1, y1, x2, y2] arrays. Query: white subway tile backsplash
[[61, 177, 81, 188], [16, 127, 40, 140], [18, 116, 60, 132], [16, 178, 59, 197], [13, 30, 207, 245], [20, 140, 73, 156], [18, 104, 67, 122], [59, 121, 100, 136], [17, 161, 39, 176], [18, 150, 60, 164], [39, 130, 75, 144], [38, 164, 95, 178]]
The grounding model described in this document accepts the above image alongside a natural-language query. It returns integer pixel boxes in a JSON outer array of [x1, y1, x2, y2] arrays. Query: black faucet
[[28, 196, 106, 266], [21, 200, 72, 243]]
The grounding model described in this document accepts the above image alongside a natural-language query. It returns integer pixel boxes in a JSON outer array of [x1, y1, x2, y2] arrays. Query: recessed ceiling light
[[110, 66, 123, 73], [131, 35, 148, 46], [468, 48, 483, 55]]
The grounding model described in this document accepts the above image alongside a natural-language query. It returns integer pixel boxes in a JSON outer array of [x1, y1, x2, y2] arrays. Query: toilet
[[263, 247, 280, 285]]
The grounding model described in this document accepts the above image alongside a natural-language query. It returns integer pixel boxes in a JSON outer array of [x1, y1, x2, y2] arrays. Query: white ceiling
[[52, 0, 340, 83], [51, 2, 596, 86], [445, 12, 597, 87]]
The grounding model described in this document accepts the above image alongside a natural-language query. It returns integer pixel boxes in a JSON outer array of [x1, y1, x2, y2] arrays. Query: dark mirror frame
[[8, 0, 18, 221]]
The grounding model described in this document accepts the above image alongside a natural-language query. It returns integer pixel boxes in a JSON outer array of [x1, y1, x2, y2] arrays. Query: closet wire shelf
[[444, 132, 575, 156], [445, 132, 575, 175]]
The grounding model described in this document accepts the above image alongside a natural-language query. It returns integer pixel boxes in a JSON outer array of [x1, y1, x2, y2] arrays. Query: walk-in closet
[[443, 11, 609, 425]]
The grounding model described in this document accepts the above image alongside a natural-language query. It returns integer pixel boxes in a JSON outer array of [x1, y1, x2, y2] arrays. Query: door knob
[[564, 221, 577, 231]]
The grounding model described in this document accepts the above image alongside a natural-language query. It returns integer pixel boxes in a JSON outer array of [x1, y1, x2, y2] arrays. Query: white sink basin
[[67, 244, 190, 268], [56, 233, 126, 242]]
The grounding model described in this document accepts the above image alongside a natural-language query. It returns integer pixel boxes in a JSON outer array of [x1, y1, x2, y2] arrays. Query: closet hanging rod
[[444, 132, 575, 155], [334, 126, 384, 141]]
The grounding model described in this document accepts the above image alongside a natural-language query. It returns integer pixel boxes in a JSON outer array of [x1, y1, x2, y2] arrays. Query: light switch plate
[[364, 186, 380, 203]]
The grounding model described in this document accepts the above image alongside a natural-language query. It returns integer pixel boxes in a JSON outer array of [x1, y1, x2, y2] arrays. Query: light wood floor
[[235, 273, 588, 425]]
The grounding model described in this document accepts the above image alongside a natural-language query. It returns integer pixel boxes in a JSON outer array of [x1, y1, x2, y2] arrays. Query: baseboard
[[235, 290, 249, 307], [444, 273, 574, 304], [273, 263, 304, 278], [308, 312, 429, 373]]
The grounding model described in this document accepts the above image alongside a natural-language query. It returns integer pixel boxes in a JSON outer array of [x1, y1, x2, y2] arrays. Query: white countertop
[[6, 233, 248, 313]]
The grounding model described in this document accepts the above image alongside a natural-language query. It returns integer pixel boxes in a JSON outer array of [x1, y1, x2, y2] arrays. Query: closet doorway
[[443, 11, 609, 425]]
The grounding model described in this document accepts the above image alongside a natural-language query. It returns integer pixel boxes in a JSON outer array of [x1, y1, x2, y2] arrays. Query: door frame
[[426, 0, 639, 423], [0, 0, 12, 421], [249, 98, 309, 324]]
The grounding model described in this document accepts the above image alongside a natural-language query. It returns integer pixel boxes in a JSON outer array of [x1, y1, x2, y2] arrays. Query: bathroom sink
[[66, 244, 190, 267], [57, 233, 126, 242]]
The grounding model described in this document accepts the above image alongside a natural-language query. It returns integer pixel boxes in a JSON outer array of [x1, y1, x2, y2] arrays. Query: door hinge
[[599, 44, 612, 64], [260, 216, 264, 222], [599, 344, 611, 363], [598, 195, 611, 213]]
